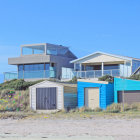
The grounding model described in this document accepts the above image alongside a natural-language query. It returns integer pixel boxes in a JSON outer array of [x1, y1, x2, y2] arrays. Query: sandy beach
[[0, 117, 140, 140]]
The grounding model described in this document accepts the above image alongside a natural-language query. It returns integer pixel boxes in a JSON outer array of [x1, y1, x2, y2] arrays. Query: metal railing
[[4, 70, 56, 81], [4, 72, 18, 81], [62, 69, 121, 79], [22, 70, 56, 79]]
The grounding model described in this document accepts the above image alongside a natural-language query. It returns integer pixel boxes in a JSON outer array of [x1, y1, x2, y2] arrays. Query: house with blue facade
[[4, 43, 77, 81], [62, 51, 140, 79], [114, 78, 140, 104]]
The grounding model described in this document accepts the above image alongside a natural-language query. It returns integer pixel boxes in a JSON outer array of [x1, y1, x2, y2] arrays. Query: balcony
[[61, 68, 121, 79], [4, 70, 56, 81], [4, 72, 18, 81]]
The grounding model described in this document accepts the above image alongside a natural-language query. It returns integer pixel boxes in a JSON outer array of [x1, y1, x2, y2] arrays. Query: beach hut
[[77, 79, 114, 109], [29, 80, 77, 111], [114, 78, 140, 104]]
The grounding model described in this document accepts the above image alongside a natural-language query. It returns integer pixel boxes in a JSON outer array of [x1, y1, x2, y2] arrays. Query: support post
[[80, 63, 82, 78], [74, 63, 76, 71], [101, 62, 104, 76]]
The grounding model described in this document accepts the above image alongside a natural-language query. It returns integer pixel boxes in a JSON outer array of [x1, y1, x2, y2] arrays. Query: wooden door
[[85, 88, 99, 109], [36, 87, 57, 110]]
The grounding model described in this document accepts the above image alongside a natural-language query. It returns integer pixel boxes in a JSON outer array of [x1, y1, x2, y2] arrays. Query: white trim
[[101, 62, 104, 76], [71, 51, 135, 63], [29, 80, 77, 89], [78, 79, 109, 84]]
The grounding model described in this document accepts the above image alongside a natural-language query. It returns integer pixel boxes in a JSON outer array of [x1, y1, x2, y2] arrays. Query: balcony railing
[[21, 70, 56, 79], [4, 70, 56, 81], [4, 72, 18, 81], [62, 69, 121, 79]]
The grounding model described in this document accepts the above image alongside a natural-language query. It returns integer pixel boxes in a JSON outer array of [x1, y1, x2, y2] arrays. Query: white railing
[[62, 69, 121, 79]]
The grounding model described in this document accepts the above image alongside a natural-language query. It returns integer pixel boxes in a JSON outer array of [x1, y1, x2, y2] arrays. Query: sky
[[0, 0, 140, 82]]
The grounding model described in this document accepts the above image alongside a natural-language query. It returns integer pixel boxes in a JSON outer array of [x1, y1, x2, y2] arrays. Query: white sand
[[0, 118, 140, 140]]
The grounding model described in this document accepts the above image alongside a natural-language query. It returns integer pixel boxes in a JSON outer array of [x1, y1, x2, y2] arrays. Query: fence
[[62, 68, 121, 79]]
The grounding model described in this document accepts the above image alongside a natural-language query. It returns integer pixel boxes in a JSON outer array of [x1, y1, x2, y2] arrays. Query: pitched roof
[[71, 51, 140, 63]]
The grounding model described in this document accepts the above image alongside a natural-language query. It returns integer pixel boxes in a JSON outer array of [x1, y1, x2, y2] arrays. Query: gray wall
[[50, 55, 75, 79]]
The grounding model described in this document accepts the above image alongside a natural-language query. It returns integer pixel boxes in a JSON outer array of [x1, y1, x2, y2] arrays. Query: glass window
[[22, 48, 33, 55], [104, 64, 119, 70], [24, 64, 44, 71], [18, 65, 23, 71], [22, 45, 45, 55], [18, 65, 24, 79], [47, 45, 69, 56], [75, 64, 80, 71], [86, 66, 94, 71], [47, 49, 57, 55], [45, 64, 50, 70]]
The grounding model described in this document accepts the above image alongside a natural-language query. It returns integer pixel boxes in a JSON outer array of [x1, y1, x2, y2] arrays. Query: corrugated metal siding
[[106, 84, 114, 106], [99, 84, 107, 109], [78, 81, 114, 109], [64, 93, 77, 109], [30, 81, 64, 110], [114, 78, 140, 103]]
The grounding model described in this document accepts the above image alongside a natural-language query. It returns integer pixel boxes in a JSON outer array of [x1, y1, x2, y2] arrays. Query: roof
[[78, 79, 109, 84], [71, 51, 140, 63], [29, 80, 77, 89]]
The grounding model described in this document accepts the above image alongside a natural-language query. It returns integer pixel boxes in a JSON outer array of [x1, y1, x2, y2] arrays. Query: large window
[[24, 64, 44, 71], [18, 63, 56, 79], [22, 45, 45, 55], [104, 64, 119, 70], [47, 45, 68, 56]]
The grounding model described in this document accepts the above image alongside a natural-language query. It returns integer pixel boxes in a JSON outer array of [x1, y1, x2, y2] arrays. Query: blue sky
[[0, 0, 140, 82]]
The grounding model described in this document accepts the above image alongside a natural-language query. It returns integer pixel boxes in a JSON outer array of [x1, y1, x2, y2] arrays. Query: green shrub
[[98, 75, 114, 83], [68, 76, 77, 83], [129, 74, 140, 80], [0, 79, 44, 91]]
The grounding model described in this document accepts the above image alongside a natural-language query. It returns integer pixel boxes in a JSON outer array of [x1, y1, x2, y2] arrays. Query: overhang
[[71, 51, 133, 64], [8, 54, 51, 65]]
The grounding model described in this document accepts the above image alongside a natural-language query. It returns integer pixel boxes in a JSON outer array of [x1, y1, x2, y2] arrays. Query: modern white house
[[62, 51, 140, 79]]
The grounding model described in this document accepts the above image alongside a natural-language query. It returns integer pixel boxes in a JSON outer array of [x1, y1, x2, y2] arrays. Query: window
[[45, 64, 50, 70], [47, 49, 57, 55], [104, 64, 119, 70], [24, 64, 44, 71], [46, 45, 68, 56], [18, 65, 23, 71], [86, 66, 94, 71], [75, 63, 80, 71], [22, 45, 45, 55]]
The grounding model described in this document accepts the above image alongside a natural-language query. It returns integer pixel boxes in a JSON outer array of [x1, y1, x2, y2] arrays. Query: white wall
[[61, 67, 74, 79], [30, 81, 64, 110], [120, 62, 132, 77]]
